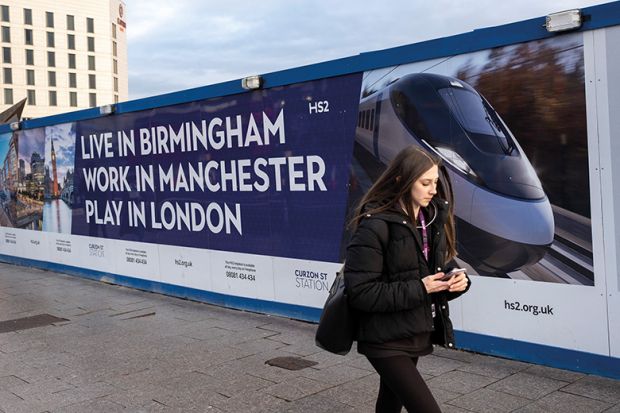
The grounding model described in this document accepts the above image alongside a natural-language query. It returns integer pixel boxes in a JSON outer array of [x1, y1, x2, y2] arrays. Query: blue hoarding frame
[[3, 1, 620, 379]]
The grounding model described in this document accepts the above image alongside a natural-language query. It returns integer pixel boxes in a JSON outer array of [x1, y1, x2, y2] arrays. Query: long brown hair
[[350, 146, 457, 261]]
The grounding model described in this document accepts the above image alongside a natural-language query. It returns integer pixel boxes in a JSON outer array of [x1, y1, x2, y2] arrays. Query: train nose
[[454, 184, 555, 274], [456, 217, 550, 273], [474, 154, 546, 200], [484, 180, 545, 200]]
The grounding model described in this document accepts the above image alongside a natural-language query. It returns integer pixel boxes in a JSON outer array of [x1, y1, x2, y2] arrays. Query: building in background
[[0, 0, 127, 120]]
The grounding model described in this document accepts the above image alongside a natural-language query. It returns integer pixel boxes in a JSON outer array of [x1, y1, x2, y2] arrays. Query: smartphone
[[439, 268, 466, 281]]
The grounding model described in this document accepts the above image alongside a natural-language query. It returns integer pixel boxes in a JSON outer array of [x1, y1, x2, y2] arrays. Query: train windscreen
[[438, 88, 514, 155]]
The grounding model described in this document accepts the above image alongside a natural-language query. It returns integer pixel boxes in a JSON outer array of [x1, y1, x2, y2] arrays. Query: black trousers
[[367, 356, 441, 413]]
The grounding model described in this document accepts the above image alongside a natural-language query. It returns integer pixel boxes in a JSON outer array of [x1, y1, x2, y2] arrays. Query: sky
[[127, 0, 609, 101]]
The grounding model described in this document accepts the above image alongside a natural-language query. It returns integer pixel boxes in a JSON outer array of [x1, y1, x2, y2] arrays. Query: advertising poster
[[347, 32, 609, 354], [350, 32, 591, 286], [71, 74, 362, 263], [0, 75, 362, 310]]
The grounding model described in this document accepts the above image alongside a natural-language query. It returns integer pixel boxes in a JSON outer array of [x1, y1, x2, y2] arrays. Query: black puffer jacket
[[343, 198, 470, 348]]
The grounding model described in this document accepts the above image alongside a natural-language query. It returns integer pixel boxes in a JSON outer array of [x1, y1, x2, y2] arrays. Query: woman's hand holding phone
[[446, 269, 469, 292], [440, 268, 466, 281], [423, 269, 469, 293], [422, 273, 451, 293]]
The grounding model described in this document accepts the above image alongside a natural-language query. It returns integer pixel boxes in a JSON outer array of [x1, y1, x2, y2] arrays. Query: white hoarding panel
[[210, 251, 274, 301], [273, 257, 341, 308], [111, 239, 161, 281], [69, 235, 117, 274], [16, 228, 49, 262], [157, 244, 211, 291], [594, 26, 620, 358], [0, 228, 18, 257], [460, 276, 608, 355]]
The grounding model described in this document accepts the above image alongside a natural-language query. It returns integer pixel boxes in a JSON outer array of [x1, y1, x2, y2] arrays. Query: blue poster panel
[[71, 74, 362, 262]]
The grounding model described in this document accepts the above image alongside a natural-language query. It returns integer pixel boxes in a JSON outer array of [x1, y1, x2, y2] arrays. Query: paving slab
[[447, 387, 531, 412], [561, 375, 620, 403], [486, 372, 569, 400], [512, 390, 612, 413]]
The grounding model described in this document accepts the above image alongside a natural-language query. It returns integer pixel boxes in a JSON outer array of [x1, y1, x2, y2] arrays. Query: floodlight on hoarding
[[99, 104, 116, 116], [9, 121, 21, 131], [241, 75, 264, 90], [545, 9, 582, 32]]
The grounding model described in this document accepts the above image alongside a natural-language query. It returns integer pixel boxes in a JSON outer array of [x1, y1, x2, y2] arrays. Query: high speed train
[[355, 73, 554, 274]]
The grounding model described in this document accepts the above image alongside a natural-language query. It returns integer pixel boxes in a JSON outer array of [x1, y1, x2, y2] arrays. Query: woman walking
[[344, 146, 470, 413]]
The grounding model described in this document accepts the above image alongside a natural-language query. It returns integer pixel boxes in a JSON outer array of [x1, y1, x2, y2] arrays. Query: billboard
[[343, 32, 609, 356], [0, 74, 362, 307], [1, 12, 618, 373]]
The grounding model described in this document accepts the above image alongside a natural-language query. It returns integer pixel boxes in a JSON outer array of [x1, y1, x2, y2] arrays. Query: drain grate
[[265, 356, 318, 371], [0, 314, 69, 334]]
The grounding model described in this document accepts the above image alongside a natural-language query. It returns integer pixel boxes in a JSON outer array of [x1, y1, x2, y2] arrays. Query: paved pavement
[[0, 262, 619, 413]]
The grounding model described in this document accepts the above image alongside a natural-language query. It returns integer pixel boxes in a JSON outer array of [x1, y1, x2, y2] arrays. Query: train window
[[358, 111, 362, 127], [391, 90, 433, 141], [438, 88, 503, 137], [370, 109, 374, 131], [439, 88, 514, 154]]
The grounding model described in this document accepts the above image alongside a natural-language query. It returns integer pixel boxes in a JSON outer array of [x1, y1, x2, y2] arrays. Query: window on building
[[88, 74, 96, 89], [4, 88, 13, 104], [25, 49, 33, 65], [89, 93, 96, 107], [46, 11, 54, 28], [88, 55, 95, 70], [47, 51, 55, 67], [87, 17, 94, 33], [112, 23, 116, 39], [114, 94, 119, 103], [46, 31, 54, 47], [48, 71, 56, 87], [3, 67, 11, 83], [1, 26, 10, 43], [113, 59, 118, 74], [67, 34, 75, 50], [87, 36, 95, 52], [2, 46, 10, 63], [68, 53, 76, 69], [49, 90, 57, 106], [69, 91, 77, 107], [112, 41, 117, 57], [23, 8, 32, 24], [1, 5, 8, 22], [24, 28, 32, 45], [66, 15, 74, 30], [114, 77, 118, 92], [27, 89, 36, 105], [26, 69, 35, 85], [68, 72, 76, 88]]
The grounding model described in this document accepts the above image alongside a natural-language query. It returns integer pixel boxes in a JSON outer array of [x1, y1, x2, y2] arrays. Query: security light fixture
[[9, 121, 21, 131], [99, 104, 116, 116], [545, 9, 582, 33], [241, 75, 264, 90]]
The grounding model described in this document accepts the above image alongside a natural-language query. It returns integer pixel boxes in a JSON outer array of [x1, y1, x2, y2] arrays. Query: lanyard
[[419, 209, 429, 261]]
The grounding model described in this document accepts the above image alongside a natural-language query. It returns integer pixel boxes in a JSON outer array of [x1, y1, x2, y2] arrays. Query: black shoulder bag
[[315, 218, 390, 355], [314, 261, 354, 355]]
